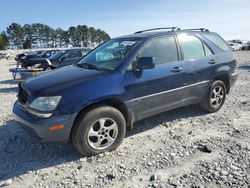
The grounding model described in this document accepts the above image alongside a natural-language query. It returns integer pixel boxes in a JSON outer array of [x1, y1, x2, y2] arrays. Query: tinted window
[[50, 51, 66, 60], [178, 34, 205, 60], [63, 50, 82, 59], [203, 34, 231, 51], [139, 36, 178, 65]]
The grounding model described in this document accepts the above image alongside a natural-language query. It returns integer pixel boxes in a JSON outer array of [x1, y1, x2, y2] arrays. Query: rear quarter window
[[202, 33, 231, 52], [178, 34, 206, 60]]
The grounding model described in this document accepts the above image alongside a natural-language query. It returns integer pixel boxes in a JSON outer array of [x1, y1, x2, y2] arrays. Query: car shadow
[[238, 65, 250, 71], [0, 87, 18, 93], [0, 105, 205, 181], [0, 120, 82, 181], [0, 79, 19, 85], [127, 105, 206, 137]]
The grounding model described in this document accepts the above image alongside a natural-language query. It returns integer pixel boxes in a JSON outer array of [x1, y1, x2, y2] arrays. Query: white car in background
[[227, 42, 242, 51]]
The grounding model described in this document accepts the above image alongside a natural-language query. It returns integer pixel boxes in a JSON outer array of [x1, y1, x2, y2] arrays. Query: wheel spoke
[[88, 127, 99, 137], [106, 122, 118, 131], [215, 99, 220, 106], [106, 135, 114, 144], [98, 118, 106, 129], [217, 87, 222, 94], [210, 97, 216, 103], [212, 89, 217, 96], [92, 137, 103, 148]]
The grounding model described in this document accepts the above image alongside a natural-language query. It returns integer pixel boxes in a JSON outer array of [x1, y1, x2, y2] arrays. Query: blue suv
[[13, 27, 238, 155]]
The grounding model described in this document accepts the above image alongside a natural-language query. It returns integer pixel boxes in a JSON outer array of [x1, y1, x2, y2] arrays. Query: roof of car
[[64, 48, 90, 51], [115, 28, 214, 40]]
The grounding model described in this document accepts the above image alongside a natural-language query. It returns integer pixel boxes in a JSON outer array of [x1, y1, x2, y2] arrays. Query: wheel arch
[[212, 73, 230, 94], [70, 98, 133, 139]]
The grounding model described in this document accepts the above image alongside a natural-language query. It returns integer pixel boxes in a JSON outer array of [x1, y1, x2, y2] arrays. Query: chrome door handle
[[171, 67, 183, 73], [208, 59, 216, 64]]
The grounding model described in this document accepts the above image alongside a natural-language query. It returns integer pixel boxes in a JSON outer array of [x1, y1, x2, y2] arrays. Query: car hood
[[23, 65, 107, 95], [25, 54, 38, 59], [24, 57, 48, 63]]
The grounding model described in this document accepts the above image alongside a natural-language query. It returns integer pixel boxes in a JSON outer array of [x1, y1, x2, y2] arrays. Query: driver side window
[[127, 36, 178, 70]]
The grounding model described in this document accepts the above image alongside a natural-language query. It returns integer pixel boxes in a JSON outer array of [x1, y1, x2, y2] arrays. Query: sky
[[0, 0, 250, 40]]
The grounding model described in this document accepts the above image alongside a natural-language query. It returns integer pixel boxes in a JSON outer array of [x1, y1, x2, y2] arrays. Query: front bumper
[[13, 102, 77, 143], [230, 73, 238, 87]]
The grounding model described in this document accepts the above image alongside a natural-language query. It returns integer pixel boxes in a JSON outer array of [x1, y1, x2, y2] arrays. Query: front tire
[[200, 80, 226, 113], [72, 106, 126, 156]]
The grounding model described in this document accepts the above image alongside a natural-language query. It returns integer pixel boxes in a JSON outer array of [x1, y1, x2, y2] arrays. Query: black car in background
[[15, 50, 58, 63], [15, 51, 36, 62], [22, 48, 90, 69]]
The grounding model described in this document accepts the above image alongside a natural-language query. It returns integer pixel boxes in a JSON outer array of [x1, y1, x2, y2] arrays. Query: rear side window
[[203, 34, 231, 51], [178, 35, 205, 60], [204, 44, 213, 56], [139, 36, 178, 65]]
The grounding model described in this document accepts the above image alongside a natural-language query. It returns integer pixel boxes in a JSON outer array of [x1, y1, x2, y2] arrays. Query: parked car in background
[[16, 50, 58, 64], [15, 51, 33, 62], [227, 42, 242, 51], [9, 48, 90, 81], [230, 39, 242, 44], [0, 52, 5, 60], [0, 52, 12, 60], [231, 39, 247, 45], [15, 51, 44, 62], [242, 41, 250, 50], [13, 27, 238, 156], [22, 48, 90, 69]]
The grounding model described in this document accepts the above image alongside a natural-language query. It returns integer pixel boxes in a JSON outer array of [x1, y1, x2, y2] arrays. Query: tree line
[[0, 23, 110, 50]]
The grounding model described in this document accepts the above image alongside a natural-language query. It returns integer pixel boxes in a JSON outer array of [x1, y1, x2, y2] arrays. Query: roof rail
[[134, 27, 181, 34], [182, 28, 210, 32]]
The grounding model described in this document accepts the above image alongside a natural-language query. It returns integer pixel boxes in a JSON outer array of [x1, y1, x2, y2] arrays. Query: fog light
[[49, 125, 64, 131]]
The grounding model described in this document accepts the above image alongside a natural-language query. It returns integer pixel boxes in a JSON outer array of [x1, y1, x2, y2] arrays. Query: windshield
[[77, 38, 141, 70], [49, 50, 66, 60], [37, 51, 47, 57]]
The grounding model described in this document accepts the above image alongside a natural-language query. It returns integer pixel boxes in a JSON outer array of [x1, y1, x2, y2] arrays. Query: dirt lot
[[0, 51, 249, 188]]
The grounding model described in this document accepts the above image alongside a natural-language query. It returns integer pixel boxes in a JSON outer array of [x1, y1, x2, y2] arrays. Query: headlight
[[30, 96, 62, 112]]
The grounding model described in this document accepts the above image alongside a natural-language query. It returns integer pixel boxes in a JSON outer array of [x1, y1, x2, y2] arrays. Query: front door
[[128, 35, 197, 120]]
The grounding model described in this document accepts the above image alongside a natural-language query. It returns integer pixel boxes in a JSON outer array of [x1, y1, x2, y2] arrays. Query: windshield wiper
[[77, 63, 113, 71], [77, 63, 102, 71]]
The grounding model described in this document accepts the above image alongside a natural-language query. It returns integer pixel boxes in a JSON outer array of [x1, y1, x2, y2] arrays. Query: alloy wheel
[[87, 117, 118, 150], [210, 86, 224, 108]]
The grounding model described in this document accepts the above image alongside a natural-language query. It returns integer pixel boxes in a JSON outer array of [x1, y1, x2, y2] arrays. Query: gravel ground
[[0, 51, 249, 188]]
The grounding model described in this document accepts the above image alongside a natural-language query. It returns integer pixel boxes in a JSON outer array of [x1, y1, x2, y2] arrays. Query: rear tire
[[72, 106, 126, 156], [200, 80, 226, 113]]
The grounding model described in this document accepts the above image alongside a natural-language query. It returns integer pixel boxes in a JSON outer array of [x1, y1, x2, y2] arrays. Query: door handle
[[171, 66, 183, 73], [208, 59, 216, 64]]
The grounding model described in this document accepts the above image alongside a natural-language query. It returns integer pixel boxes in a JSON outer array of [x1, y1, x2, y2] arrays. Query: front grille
[[18, 83, 29, 105]]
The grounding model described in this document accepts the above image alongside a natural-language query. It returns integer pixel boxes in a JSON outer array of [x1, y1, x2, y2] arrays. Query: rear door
[[177, 33, 215, 102], [129, 35, 197, 120]]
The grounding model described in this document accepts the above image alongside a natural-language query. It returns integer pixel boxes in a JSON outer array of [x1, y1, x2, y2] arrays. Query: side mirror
[[136, 57, 155, 70]]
